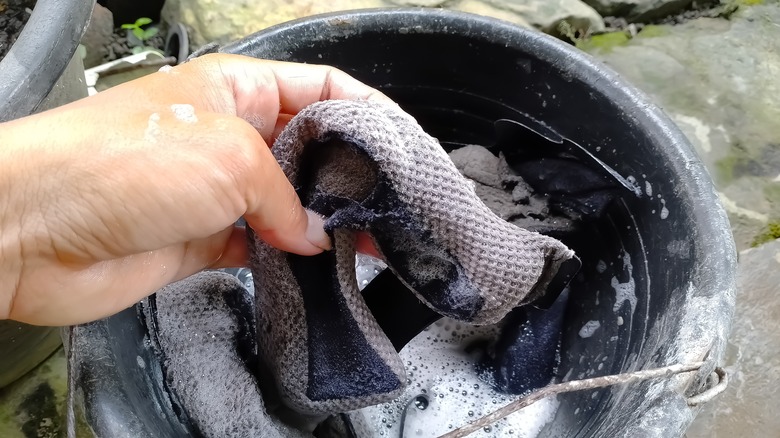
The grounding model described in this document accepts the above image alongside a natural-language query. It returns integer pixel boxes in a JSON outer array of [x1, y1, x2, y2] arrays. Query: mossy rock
[[576, 31, 630, 53], [751, 221, 780, 247]]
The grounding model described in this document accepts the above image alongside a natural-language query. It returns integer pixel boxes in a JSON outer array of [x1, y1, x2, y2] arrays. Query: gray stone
[[161, 0, 604, 48], [464, 0, 604, 34], [581, 3, 780, 250], [686, 239, 780, 437], [80, 3, 114, 68], [162, 0, 386, 47], [581, 0, 693, 21]]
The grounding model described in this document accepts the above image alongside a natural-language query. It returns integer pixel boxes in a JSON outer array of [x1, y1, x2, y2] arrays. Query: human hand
[[0, 54, 390, 325]]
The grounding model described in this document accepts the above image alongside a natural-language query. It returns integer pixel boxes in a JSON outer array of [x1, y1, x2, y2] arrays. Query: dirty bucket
[[0, 0, 93, 388], [70, 8, 736, 437]]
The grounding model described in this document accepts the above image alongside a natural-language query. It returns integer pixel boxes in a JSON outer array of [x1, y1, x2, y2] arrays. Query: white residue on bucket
[[625, 175, 642, 195], [660, 198, 669, 219], [354, 319, 559, 438], [612, 251, 637, 315], [645, 181, 653, 197], [578, 320, 601, 338]]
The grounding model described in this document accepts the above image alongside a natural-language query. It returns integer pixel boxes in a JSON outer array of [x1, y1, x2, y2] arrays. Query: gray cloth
[[448, 145, 575, 234], [248, 100, 576, 416], [141, 272, 306, 438]]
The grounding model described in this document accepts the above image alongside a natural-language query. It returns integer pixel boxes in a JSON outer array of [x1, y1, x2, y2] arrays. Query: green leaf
[[132, 46, 145, 55], [120, 23, 136, 29], [135, 17, 153, 26], [143, 27, 159, 39], [132, 28, 145, 40]]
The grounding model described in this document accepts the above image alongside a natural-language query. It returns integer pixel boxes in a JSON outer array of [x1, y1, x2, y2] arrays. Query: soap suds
[[144, 113, 161, 143], [158, 65, 173, 73], [578, 320, 601, 338], [171, 104, 198, 124], [352, 319, 559, 437], [611, 251, 637, 315]]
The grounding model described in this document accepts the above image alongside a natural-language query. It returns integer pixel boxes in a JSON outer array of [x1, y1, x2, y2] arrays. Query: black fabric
[[288, 252, 403, 401]]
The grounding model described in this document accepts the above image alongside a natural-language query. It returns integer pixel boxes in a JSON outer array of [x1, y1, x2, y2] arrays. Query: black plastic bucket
[[0, 0, 93, 388], [72, 8, 736, 437]]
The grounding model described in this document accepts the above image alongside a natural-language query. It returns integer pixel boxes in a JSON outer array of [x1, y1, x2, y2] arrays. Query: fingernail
[[305, 210, 332, 251]]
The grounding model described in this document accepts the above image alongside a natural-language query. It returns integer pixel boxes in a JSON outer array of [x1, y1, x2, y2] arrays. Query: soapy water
[[222, 256, 559, 437], [351, 319, 560, 437], [351, 254, 559, 437]]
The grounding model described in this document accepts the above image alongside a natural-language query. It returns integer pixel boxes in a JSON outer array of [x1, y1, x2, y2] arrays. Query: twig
[[437, 361, 705, 438]]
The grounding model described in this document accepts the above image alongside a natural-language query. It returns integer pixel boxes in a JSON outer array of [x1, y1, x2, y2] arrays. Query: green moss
[[576, 31, 630, 53], [764, 184, 780, 204], [751, 220, 780, 247], [737, 0, 765, 5], [637, 25, 669, 38], [713, 141, 755, 186], [715, 155, 739, 185]]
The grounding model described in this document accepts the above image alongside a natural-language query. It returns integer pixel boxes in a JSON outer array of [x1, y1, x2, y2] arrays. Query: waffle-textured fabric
[[247, 100, 575, 416], [141, 272, 307, 438]]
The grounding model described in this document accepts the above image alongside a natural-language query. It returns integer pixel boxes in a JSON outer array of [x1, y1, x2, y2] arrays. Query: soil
[[102, 27, 165, 63], [0, 0, 36, 60]]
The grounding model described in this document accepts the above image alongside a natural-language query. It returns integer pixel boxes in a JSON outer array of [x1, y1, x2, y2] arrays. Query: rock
[[162, 0, 382, 48], [80, 3, 114, 68], [581, 0, 693, 22], [387, 0, 448, 6], [462, 0, 604, 34], [454, 0, 533, 28], [685, 239, 780, 437], [580, 3, 780, 249], [161, 0, 604, 48]]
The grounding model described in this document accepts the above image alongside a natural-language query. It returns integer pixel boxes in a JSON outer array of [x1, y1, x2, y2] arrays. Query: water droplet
[[414, 395, 429, 410]]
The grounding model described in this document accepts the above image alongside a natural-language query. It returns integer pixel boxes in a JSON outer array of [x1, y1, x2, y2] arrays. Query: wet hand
[[0, 54, 391, 325]]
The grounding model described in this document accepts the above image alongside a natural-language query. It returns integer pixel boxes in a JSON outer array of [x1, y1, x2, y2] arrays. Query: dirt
[[102, 28, 165, 63], [0, 0, 36, 60], [0, 0, 165, 65]]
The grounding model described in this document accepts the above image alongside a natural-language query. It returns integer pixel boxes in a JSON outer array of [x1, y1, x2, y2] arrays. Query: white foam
[[611, 251, 637, 315], [645, 181, 652, 197], [354, 319, 559, 437], [660, 198, 669, 220], [578, 320, 601, 338], [158, 64, 173, 73], [144, 112, 161, 143], [171, 104, 198, 124]]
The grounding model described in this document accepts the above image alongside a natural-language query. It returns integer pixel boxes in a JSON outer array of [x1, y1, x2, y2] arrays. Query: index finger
[[190, 54, 396, 142]]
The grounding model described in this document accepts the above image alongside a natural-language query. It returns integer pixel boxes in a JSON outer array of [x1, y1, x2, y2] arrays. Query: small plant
[[121, 17, 160, 55]]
